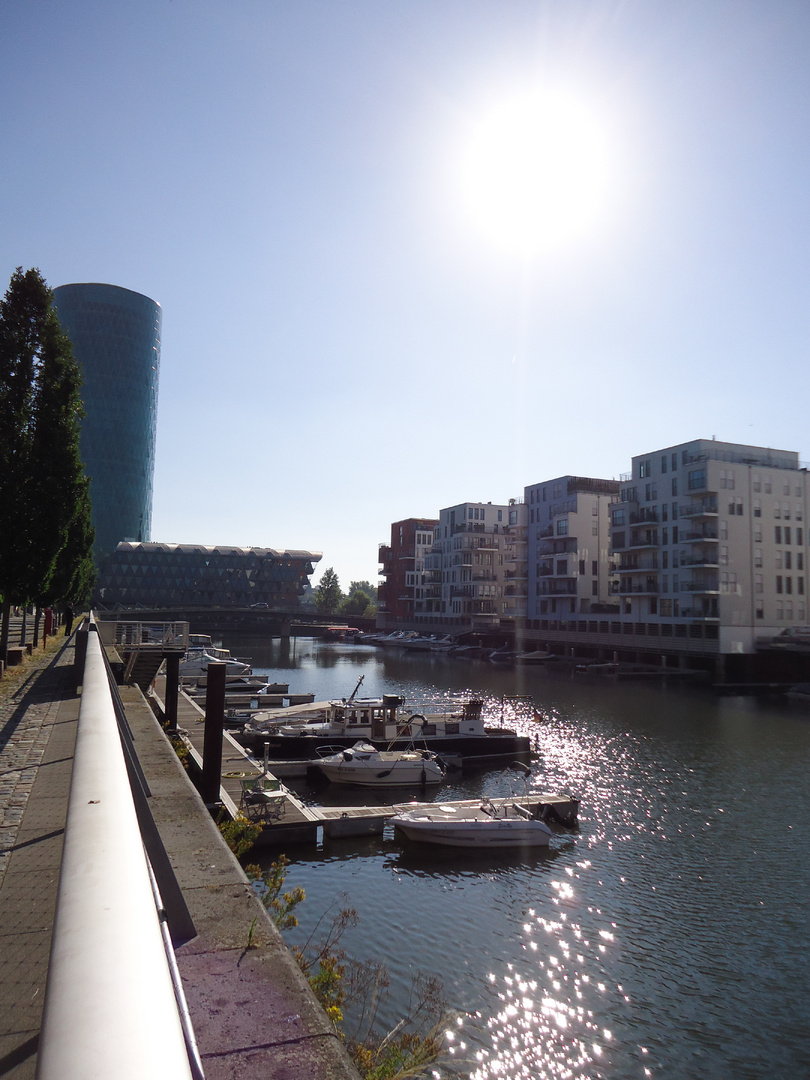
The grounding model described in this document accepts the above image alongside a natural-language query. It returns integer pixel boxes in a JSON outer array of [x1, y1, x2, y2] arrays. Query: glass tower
[[52, 283, 161, 569]]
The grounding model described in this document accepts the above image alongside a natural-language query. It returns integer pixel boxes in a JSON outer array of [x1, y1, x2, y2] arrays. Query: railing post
[[200, 661, 226, 806], [165, 652, 181, 733]]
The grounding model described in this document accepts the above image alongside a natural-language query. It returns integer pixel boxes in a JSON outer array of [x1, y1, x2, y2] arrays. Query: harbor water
[[222, 635, 810, 1079]]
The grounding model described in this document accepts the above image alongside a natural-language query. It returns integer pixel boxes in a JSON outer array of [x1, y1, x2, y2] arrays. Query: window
[[661, 455, 668, 473], [754, 548, 762, 567], [755, 574, 763, 593], [662, 527, 669, 545], [784, 482, 792, 495], [663, 551, 669, 569], [672, 526, 679, 543], [756, 599, 764, 619], [799, 578, 805, 596], [579, 559, 586, 575], [753, 474, 761, 492], [556, 518, 568, 536], [662, 504, 669, 521], [672, 452, 678, 471], [785, 527, 792, 545], [720, 546, 728, 565], [720, 520, 729, 540], [498, 509, 503, 522], [777, 601, 784, 620], [672, 502, 678, 519], [776, 576, 783, 594], [754, 526, 762, 542], [799, 553, 804, 571], [612, 508, 626, 526], [786, 577, 793, 594], [797, 528, 804, 545], [639, 459, 651, 478], [775, 526, 782, 544], [671, 478, 678, 496], [688, 468, 706, 491], [592, 560, 598, 576], [764, 477, 772, 493], [754, 500, 761, 518], [592, 581, 598, 596], [775, 551, 783, 569], [774, 502, 782, 519]]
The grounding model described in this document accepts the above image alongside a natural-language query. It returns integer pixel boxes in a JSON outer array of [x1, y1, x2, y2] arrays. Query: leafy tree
[[315, 567, 343, 614], [0, 268, 91, 663], [340, 580, 377, 619]]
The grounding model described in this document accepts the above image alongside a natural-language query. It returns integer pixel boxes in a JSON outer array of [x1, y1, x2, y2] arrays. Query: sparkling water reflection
[[223, 636, 810, 1078]]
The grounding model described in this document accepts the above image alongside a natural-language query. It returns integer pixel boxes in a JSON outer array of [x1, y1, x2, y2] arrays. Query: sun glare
[[461, 89, 612, 255]]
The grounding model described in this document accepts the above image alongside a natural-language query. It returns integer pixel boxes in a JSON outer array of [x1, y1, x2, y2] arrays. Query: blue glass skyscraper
[[52, 283, 161, 569]]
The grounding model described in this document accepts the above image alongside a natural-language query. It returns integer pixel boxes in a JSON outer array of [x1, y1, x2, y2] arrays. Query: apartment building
[[526, 476, 620, 622], [377, 518, 438, 627], [609, 439, 807, 655], [430, 501, 528, 632]]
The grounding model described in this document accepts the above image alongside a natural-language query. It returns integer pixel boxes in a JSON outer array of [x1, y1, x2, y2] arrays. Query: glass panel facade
[[94, 542, 321, 609], [53, 283, 161, 568]]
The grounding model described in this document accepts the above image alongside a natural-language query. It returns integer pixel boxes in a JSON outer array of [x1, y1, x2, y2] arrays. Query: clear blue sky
[[3, 1, 810, 589]]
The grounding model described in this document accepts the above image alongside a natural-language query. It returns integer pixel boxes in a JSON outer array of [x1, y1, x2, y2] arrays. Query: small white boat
[[179, 647, 251, 676], [390, 798, 553, 848], [316, 741, 445, 787]]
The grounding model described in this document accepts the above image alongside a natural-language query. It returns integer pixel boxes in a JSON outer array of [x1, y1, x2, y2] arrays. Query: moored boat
[[390, 798, 554, 848], [235, 693, 531, 764], [315, 741, 445, 787]]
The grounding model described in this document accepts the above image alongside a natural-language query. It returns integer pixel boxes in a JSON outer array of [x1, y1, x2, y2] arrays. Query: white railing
[[37, 628, 194, 1080]]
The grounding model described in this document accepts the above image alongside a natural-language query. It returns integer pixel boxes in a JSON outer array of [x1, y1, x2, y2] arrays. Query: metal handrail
[[37, 629, 195, 1080]]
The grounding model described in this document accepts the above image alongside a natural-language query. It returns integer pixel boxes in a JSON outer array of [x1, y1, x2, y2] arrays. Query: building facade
[[94, 542, 321, 609], [525, 476, 620, 622], [417, 500, 527, 635], [52, 283, 162, 568], [609, 439, 807, 654], [377, 518, 438, 626]]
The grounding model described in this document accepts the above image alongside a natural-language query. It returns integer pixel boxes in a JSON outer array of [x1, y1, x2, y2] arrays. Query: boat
[[234, 677, 532, 763], [179, 646, 252, 676], [315, 741, 445, 787], [390, 798, 554, 848]]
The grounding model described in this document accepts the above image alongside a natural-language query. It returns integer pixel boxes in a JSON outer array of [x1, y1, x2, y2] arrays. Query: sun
[[460, 89, 612, 255]]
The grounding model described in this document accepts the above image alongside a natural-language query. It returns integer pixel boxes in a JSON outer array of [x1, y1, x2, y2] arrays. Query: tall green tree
[[315, 567, 343, 615], [0, 267, 91, 662]]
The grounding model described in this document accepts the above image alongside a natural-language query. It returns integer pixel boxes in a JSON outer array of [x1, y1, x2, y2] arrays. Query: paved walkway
[[0, 639, 79, 1078], [0, 636, 359, 1080]]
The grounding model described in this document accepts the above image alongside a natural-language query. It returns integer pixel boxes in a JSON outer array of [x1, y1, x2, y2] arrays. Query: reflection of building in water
[[94, 542, 321, 609]]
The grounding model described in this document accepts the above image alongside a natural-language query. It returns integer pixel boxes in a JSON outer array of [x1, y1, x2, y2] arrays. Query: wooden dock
[[163, 682, 579, 848]]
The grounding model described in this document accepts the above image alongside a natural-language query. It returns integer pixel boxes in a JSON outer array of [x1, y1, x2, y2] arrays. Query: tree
[[339, 580, 377, 619], [315, 567, 343, 615], [0, 268, 92, 662]]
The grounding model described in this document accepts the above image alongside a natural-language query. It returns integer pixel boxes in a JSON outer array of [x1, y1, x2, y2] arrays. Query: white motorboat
[[390, 798, 553, 848], [179, 646, 251, 676], [315, 741, 445, 787]]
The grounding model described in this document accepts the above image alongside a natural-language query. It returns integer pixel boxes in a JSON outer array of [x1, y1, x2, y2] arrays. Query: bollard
[[164, 652, 181, 733], [200, 662, 226, 806]]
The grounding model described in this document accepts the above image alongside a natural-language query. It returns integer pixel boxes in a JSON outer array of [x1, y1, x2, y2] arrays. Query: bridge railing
[[37, 624, 199, 1080]]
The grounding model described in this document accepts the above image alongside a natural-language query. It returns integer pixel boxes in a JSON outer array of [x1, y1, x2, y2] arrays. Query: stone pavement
[[0, 639, 79, 1078]]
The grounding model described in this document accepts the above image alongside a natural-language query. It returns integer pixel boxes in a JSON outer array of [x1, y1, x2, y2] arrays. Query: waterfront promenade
[[0, 633, 359, 1079]]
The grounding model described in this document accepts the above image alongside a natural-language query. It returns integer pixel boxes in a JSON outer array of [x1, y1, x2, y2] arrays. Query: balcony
[[626, 531, 658, 549], [678, 556, 719, 568], [619, 583, 659, 595], [630, 509, 659, 524], [680, 500, 718, 518], [618, 558, 659, 572], [682, 530, 719, 542], [679, 580, 719, 593]]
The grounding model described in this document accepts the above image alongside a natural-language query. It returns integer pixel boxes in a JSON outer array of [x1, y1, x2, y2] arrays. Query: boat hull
[[390, 807, 552, 847], [236, 729, 531, 763]]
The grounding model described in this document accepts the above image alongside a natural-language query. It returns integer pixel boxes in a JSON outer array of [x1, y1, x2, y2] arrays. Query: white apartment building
[[525, 476, 620, 621], [426, 500, 528, 631], [610, 439, 807, 655]]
